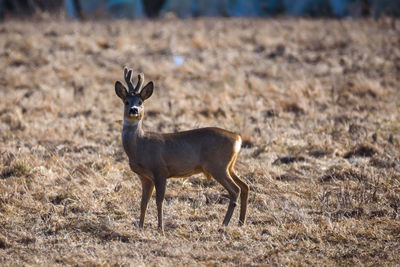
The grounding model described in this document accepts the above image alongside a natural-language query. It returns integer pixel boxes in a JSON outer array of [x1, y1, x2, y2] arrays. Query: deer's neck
[[122, 119, 145, 160]]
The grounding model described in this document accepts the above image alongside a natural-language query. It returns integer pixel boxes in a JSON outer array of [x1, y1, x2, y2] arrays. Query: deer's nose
[[129, 107, 138, 115]]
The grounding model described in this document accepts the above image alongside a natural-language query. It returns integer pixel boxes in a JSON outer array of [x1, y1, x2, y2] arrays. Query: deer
[[115, 67, 249, 232]]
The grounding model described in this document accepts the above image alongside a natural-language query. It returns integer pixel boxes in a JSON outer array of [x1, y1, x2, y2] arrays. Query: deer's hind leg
[[228, 153, 249, 226], [205, 162, 240, 226]]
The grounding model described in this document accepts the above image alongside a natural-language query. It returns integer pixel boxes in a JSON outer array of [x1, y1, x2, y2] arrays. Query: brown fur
[[115, 68, 249, 232]]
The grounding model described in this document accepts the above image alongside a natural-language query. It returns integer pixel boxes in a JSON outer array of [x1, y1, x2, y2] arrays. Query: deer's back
[[146, 127, 240, 177]]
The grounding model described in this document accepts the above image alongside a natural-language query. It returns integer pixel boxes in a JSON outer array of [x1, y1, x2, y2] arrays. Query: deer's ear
[[115, 81, 128, 100], [140, 81, 153, 101]]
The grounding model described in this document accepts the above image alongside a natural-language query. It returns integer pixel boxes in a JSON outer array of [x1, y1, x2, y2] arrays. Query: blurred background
[[1, 0, 399, 265], [0, 0, 399, 20]]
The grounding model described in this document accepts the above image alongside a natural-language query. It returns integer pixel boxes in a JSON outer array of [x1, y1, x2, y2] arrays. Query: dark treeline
[[1, 0, 399, 19], [0, 0, 63, 17]]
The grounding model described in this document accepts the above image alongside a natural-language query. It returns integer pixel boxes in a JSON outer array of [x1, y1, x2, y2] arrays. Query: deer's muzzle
[[129, 107, 139, 117]]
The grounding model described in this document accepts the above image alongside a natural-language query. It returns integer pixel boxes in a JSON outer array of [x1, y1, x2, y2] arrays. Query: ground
[[0, 18, 399, 265]]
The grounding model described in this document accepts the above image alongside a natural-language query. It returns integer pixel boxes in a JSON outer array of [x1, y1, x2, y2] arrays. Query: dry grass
[[0, 17, 399, 265]]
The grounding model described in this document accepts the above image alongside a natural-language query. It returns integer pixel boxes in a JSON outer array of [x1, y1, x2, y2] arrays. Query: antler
[[124, 67, 135, 93], [135, 73, 144, 93], [124, 67, 144, 94]]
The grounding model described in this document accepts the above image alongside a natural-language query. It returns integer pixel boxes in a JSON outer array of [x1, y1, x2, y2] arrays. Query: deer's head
[[115, 68, 154, 123]]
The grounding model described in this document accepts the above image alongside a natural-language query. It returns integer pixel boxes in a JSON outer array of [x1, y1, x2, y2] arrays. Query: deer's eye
[[125, 101, 129, 105]]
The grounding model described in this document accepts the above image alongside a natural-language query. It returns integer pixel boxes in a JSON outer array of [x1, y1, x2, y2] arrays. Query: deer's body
[[115, 68, 249, 232], [123, 121, 241, 179]]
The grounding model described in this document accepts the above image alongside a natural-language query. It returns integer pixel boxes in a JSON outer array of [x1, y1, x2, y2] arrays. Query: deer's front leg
[[139, 177, 154, 229], [155, 177, 166, 233]]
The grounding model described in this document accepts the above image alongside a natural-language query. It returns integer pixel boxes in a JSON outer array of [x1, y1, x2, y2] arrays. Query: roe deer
[[115, 68, 249, 232]]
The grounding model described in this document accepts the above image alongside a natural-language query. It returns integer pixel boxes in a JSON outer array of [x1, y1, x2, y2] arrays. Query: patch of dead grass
[[0, 18, 399, 265]]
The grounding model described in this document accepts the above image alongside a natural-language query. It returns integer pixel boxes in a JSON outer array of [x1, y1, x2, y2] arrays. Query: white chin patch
[[234, 136, 242, 153]]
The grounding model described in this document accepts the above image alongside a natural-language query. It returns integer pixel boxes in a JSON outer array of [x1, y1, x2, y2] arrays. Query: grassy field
[[0, 17, 399, 265]]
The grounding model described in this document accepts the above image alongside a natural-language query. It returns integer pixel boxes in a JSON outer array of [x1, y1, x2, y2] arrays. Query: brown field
[[0, 18, 399, 265]]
